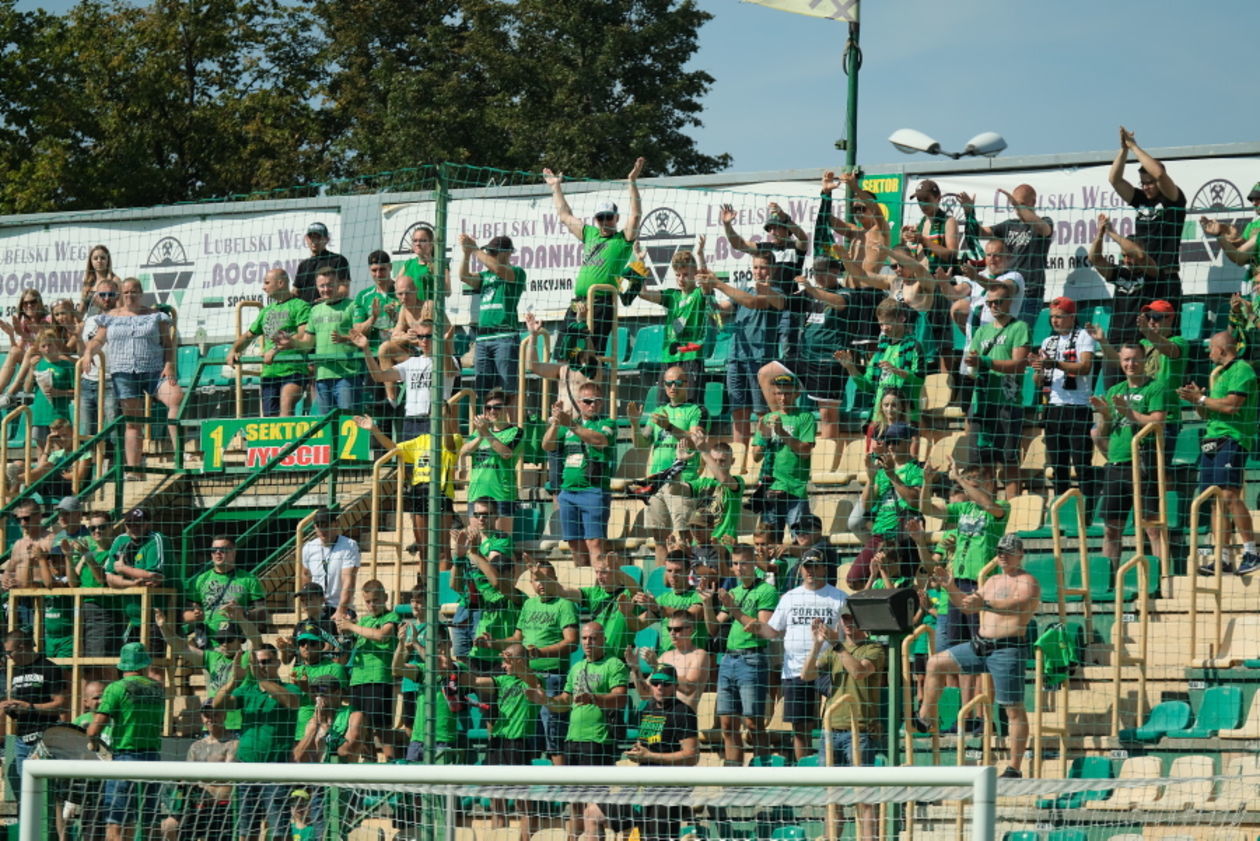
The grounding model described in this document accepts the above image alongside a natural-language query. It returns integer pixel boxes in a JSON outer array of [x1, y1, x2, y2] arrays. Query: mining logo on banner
[[140, 236, 195, 309]]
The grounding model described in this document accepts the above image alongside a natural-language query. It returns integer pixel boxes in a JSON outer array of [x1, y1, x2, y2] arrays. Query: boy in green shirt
[[335, 579, 400, 761], [458, 389, 522, 534], [751, 373, 816, 539], [460, 234, 526, 414], [636, 249, 710, 380], [836, 297, 926, 424], [227, 267, 310, 417]]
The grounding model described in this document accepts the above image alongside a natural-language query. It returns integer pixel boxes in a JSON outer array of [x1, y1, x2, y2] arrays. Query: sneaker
[[1198, 556, 1235, 576], [911, 716, 934, 734], [405, 542, 421, 555], [1000, 767, 1022, 779], [1236, 552, 1260, 576]]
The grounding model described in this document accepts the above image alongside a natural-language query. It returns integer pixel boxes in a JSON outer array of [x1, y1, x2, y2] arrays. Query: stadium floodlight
[[888, 128, 1007, 160]]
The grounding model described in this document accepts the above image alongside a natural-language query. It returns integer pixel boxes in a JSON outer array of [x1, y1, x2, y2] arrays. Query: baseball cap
[[1248, 182, 1260, 201], [594, 201, 618, 218], [771, 373, 798, 388], [1049, 296, 1077, 314], [312, 507, 337, 527], [763, 210, 790, 231], [647, 664, 678, 685], [996, 534, 1024, 556], [307, 222, 329, 238], [877, 422, 914, 443], [792, 514, 823, 534], [1140, 300, 1175, 315], [485, 236, 515, 254], [296, 583, 325, 599], [56, 496, 82, 513], [213, 622, 245, 641], [310, 675, 345, 694], [800, 546, 831, 568], [125, 507, 149, 524], [913, 179, 941, 199], [296, 630, 324, 644]]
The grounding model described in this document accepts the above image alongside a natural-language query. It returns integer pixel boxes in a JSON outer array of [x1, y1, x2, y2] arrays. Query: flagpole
[[843, 16, 860, 172]]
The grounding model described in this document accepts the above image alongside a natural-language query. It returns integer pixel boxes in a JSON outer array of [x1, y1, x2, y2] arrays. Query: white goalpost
[[21, 760, 998, 841]]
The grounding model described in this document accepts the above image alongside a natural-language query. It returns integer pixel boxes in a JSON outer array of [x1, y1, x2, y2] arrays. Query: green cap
[[118, 642, 151, 672], [647, 664, 678, 685]]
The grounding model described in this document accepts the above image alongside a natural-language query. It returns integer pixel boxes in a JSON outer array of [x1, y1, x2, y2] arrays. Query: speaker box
[[846, 587, 919, 634]]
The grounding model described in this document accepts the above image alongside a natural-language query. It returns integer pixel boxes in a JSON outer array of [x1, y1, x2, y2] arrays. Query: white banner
[[741, 0, 858, 22], [0, 210, 337, 343], [903, 157, 1260, 300]]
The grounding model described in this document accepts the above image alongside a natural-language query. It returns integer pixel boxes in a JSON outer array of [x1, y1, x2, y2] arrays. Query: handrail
[[233, 300, 265, 419], [900, 624, 938, 765], [1049, 490, 1090, 642], [1031, 647, 1071, 780], [70, 350, 108, 492], [1187, 485, 1227, 666], [954, 691, 993, 841], [367, 447, 406, 601], [517, 330, 553, 427], [1109, 553, 1150, 738], [292, 509, 319, 599], [1130, 421, 1169, 578], [585, 283, 620, 421], [0, 405, 32, 501], [820, 691, 861, 841]]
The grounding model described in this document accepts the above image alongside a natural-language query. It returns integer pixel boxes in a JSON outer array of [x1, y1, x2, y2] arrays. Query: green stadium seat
[[952, 320, 968, 352], [619, 564, 644, 588], [1088, 305, 1112, 337], [706, 329, 733, 371], [1030, 307, 1052, 345], [1001, 833, 1039, 841], [645, 566, 668, 597], [612, 326, 631, 367], [1180, 301, 1206, 342], [749, 755, 787, 768], [703, 381, 726, 420], [513, 505, 548, 545], [1117, 699, 1190, 743], [1046, 831, 1088, 841], [1165, 686, 1244, 738], [769, 827, 805, 841], [1024, 555, 1059, 603], [176, 345, 202, 389], [1171, 425, 1202, 467], [622, 324, 665, 373], [1039, 756, 1113, 809]]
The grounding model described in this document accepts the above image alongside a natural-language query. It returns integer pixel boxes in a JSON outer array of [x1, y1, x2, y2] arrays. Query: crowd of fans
[[2, 132, 1260, 840]]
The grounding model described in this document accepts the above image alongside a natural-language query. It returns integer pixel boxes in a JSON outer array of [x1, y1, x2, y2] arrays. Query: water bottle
[[194, 321, 208, 355]]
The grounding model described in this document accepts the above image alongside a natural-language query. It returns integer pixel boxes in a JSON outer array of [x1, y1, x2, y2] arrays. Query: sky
[[11, 0, 1255, 176], [691, 0, 1254, 173]]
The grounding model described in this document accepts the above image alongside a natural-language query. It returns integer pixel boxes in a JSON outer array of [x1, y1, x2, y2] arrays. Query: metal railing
[[0, 405, 32, 501], [1131, 421, 1168, 578], [899, 624, 939, 765], [1031, 646, 1072, 779], [367, 447, 406, 601], [1049, 489, 1092, 644], [820, 692, 862, 841], [954, 691, 993, 841], [1187, 485, 1228, 665], [70, 351, 108, 491], [233, 301, 265, 419], [585, 283, 620, 420], [1109, 554, 1150, 738]]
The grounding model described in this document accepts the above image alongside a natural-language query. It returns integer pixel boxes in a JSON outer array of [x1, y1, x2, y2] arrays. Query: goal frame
[[21, 760, 998, 841]]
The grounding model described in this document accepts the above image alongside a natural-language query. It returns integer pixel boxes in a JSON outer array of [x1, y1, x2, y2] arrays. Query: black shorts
[[967, 415, 1023, 467], [782, 357, 846, 403], [1099, 461, 1157, 526], [563, 740, 619, 766], [487, 736, 540, 766], [782, 676, 827, 726], [404, 484, 456, 518], [604, 803, 692, 841], [351, 682, 395, 730]]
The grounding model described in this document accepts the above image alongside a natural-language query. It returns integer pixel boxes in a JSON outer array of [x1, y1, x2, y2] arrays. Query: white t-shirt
[[1039, 328, 1095, 406], [82, 314, 107, 379], [767, 584, 847, 678], [392, 354, 455, 419], [301, 535, 361, 608]]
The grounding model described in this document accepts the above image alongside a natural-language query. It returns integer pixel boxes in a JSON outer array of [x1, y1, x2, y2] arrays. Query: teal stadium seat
[[1117, 700, 1191, 743], [706, 329, 733, 371], [1030, 307, 1052, 345], [1180, 301, 1206, 342], [1165, 686, 1244, 738], [622, 324, 664, 373]]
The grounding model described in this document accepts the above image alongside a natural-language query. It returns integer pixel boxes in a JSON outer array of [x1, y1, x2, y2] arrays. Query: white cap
[[594, 200, 618, 217]]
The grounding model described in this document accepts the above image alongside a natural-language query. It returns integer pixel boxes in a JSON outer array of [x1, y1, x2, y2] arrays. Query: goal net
[[20, 759, 1260, 841]]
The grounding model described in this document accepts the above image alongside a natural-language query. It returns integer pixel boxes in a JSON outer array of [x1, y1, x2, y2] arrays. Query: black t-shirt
[[1128, 189, 1186, 273], [8, 656, 67, 740], [990, 217, 1054, 301], [294, 251, 352, 304], [1105, 265, 1148, 344], [635, 696, 697, 757]]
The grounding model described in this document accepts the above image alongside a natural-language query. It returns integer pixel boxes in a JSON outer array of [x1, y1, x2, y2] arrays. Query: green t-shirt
[[233, 679, 301, 763], [1206, 359, 1259, 449], [575, 226, 634, 300], [400, 258, 436, 300], [660, 287, 710, 363], [187, 568, 265, 631], [98, 675, 165, 752], [32, 357, 75, 426], [105, 532, 170, 626], [349, 610, 399, 686], [291, 659, 350, 740], [351, 286, 400, 351], [205, 649, 243, 731], [870, 461, 924, 537], [853, 336, 925, 421], [407, 625, 460, 745], [249, 297, 310, 379], [656, 590, 707, 652], [474, 266, 526, 334], [645, 402, 707, 477], [969, 319, 1030, 418], [687, 474, 746, 541], [559, 417, 617, 491], [307, 298, 361, 381], [564, 655, 628, 743], [43, 595, 73, 657], [467, 426, 522, 502], [752, 409, 816, 497], [581, 586, 631, 657], [1104, 379, 1168, 463], [470, 586, 521, 665], [491, 673, 539, 740], [947, 499, 1010, 580], [516, 596, 579, 673], [725, 580, 779, 651], [1140, 335, 1189, 399]]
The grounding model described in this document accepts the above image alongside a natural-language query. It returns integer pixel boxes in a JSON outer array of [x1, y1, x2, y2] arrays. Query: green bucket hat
[[118, 642, 152, 672]]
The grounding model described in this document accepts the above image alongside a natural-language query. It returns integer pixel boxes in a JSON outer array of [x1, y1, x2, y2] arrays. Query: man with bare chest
[[917, 534, 1039, 778], [6, 500, 53, 628]]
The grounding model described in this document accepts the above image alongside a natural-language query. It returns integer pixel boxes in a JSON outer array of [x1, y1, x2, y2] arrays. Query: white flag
[[742, 0, 859, 22]]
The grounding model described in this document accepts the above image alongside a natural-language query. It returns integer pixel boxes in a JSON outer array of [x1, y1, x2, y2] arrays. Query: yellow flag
[[742, 0, 859, 22]]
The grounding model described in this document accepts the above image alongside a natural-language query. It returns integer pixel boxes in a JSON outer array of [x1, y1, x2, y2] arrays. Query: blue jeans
[[101, 750, 160, 825], [236, 782, 290, 839], [474, 334, 519, 400], [538, 671, 568, 756], [316, 374, 364, 415], [715, 649, 770, 719], [78, 375, 119, 438], [816, 731, 879, 767], [759, 495, 810, 541], [5, 735, 33, 802]]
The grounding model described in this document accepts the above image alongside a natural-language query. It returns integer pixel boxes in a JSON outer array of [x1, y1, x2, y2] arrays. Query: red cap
[[1049, 297, 1076, 314], [1140, 300, 1175, 314]]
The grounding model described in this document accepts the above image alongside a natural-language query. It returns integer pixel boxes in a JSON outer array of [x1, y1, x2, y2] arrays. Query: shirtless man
[[6, 500, 53, 628], [917, 533, 1039, 778], [625, 610, 710, 710]]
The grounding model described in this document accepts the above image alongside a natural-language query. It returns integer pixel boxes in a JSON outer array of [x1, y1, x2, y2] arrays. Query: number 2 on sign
[[339, 418, 360, 460]]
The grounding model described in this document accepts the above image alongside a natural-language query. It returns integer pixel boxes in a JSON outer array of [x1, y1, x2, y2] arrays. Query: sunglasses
[[16, 516, 34, 523], [210, 547, 230, 554], [471, 512, 492, 518], [648, 680, 672, 687], [416, 333, 434, 340], [667, 626, 688, 633], [97, 292, 118, 299], [89, 524, 107, 531], [485, 404, 505, 410], [663, 380, 687, 387], [579, 398, 599, 405]]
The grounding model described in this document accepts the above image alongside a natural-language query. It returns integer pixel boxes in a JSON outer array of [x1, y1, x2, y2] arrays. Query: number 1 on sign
[[207, 424, 224, 470]]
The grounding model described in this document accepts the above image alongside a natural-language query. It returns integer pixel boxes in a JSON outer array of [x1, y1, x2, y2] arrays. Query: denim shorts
[[945, 639, 1028, 706], [726, 358, 768, 414], [558, 489, 609, 541], [474, 334, 519, 399], [261, 373, 310, 416], [816, 731, 879, 767], [111, 370, 164, 401], [101, 750, 161, 825], [715, 649, 770, 719], [1199, 437, 1246, 490]]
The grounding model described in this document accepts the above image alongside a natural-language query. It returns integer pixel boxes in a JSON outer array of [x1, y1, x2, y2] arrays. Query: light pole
[[888, 128, 1007, 160]]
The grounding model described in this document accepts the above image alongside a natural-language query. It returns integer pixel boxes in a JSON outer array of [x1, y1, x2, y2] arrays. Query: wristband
[[1198, 395, 1207, 406]]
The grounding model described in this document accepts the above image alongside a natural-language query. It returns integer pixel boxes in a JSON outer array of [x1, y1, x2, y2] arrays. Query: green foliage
[[0, 0, 727, 213]]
